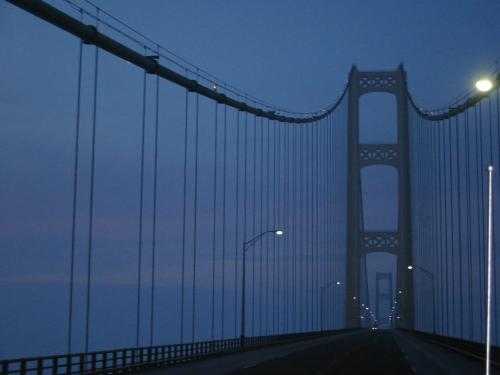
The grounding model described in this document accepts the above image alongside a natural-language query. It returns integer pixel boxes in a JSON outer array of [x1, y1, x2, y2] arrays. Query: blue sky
[[0, 0, 499, 359]]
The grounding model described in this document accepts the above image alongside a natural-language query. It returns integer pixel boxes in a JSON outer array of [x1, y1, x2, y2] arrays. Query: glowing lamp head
[[274, 229, 284, 236], [407, 265, 413, 270], [475, 79, 493, 92], [336, 281, 341, 286]]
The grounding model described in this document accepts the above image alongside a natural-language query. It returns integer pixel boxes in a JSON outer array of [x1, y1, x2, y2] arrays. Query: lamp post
[[240, 229, 284, 347], [320, 281, 341, 330], [407, 264, 435, 334], [486, 166, 494, 375], [474, 76, 495, 375]]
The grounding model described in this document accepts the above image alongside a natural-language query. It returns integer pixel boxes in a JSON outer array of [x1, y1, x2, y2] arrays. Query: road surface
[[146, 329, 495, 374]]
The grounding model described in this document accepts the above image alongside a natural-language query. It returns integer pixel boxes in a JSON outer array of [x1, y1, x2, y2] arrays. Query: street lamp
[[320, 280, 342, 330], [240, 229, 284, 346], [408, 264, 436, 334], [475, 78, 493, 93]]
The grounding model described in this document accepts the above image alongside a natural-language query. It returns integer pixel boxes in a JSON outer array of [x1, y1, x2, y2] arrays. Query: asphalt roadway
[[148, 329, 496, 375]]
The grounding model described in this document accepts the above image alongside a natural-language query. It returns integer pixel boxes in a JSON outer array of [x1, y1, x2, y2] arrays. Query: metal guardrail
[[403, 329, 500, 367], [0, 329, 350, 374]]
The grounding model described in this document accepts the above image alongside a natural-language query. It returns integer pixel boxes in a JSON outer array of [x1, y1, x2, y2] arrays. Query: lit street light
[[475, 78, 493, 92], [240, 229, 284, 346], [320, 280, 342, 330], [408, 264, 436, 334]]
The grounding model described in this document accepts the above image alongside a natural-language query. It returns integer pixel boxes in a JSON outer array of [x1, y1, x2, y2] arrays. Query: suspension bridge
[[1, 0, 500, 374]]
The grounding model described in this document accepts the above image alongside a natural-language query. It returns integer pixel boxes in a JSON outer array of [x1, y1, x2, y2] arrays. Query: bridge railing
[[402, 329, 500, 366], [0, 329, 349, 375]]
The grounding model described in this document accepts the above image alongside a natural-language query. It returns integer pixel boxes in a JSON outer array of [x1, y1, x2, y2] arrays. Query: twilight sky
[[0, 0, 499, 359]]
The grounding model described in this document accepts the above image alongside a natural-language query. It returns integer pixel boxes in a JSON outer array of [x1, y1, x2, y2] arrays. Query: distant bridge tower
[[345, 65, 414, 329], [375, 272, 393, 324]]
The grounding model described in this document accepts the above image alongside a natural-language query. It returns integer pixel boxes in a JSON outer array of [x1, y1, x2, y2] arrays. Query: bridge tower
[[345, 65, 414, 329], [375, 272, 393, 324]]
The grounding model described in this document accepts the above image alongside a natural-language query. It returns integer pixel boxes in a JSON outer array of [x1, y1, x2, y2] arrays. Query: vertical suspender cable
[[439, 121, 445, 334], [465, 108, 474, 340], [298, 123, 302, 331], [191, 87, 200, 343], [233, 110, 241, 338], [259, 118, 264, 335], [211, 102, 218, 341], [478, 102, 486, 340], [456, 115, 464, 339], [266, 119, 271, 335], [474, 105, 483, 341], [281, 123, 286, 332], [180, 88, 189, 343], [443, 120, 450, 335], [285, 124, 290, 333], [252, 116, 257, 336], [136, 63, 147, 349], [292, 125, 297, 332], [273, 121, 277, 333], [331, 115, 336, 329], [68, 23, 83, 354], [277, 122, 281, 332], [221, 104, 227, 339], [331, 116, 335, 328], [308, 122, 312, 329], [316, 122, 320, 330], [313, 122, 318, 329], [432, 119, 437, 331], [264, 119, 269, 334], [304, 124, 311, 331], [328, 118, 332, 329], [311, 123, 316, 329], [84, 11, 100, 353], [149, 56, 160, 346], [243, 112, 248, 337], [448, 117, 456, 336]]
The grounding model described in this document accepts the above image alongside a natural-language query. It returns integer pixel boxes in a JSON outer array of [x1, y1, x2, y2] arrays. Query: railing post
[[20, 359, 27, 375], [66, 355, 72, 375], [78, 354, 84, 374], [51, 357, 58, 375], [37, 358, 43, 375], [102, 352, 107, 371], [91, 353, 96, 372]]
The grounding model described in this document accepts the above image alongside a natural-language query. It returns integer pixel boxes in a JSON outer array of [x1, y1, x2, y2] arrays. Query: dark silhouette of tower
[[345, 65, 414, 329]]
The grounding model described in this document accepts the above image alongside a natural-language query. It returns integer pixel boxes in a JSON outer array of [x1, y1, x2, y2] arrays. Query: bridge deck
[[145, 330, 496, 375]]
